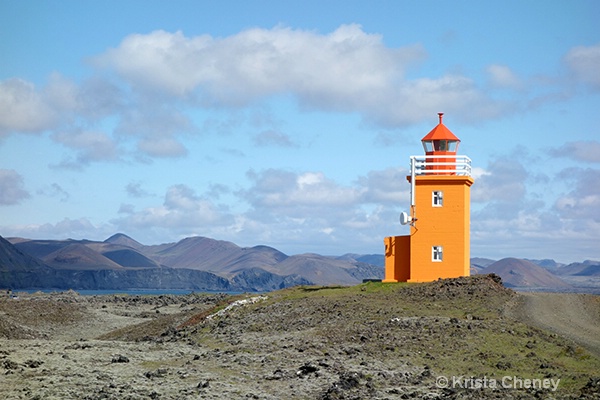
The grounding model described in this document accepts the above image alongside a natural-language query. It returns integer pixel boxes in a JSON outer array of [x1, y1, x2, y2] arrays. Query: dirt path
[[512, 292, 600, 358]]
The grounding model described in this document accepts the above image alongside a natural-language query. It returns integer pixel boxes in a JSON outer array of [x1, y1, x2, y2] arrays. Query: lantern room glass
[[422, 140, 459, 153]]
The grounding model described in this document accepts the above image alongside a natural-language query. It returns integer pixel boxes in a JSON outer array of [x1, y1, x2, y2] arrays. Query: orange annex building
[[383, 113, 474, 283]]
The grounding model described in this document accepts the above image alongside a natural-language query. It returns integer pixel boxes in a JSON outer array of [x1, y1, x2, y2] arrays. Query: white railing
[[409, 155, 472, 206], [410, 155, 472, 176]]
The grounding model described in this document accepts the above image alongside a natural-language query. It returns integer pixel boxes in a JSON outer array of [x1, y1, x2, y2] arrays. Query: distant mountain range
[[1, 233, 598, 292], [0, 233, 382, 292], [480, 258, 570, 288]]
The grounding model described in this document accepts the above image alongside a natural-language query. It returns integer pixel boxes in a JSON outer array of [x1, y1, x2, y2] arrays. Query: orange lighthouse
[[383, 113, 474, 283]]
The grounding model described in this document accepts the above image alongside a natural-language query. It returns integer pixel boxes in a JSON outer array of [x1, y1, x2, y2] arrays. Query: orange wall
[[383, 235, 410, 282], [408, 175, 474, 282]]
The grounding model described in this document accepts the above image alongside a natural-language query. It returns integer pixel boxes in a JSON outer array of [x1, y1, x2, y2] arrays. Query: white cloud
[[231, 167, 410, 251], [486, 64, 522, 89], [471, 157, 528, 203], [37, 183, 70, 202], [242, 169, 361, 215], [355, 167, 409, 204], [95, 25, 422, 102], [373, 74, 510, 126], [470, 167, 490, 180], [51, 129, 119, 169], [2, 217, 107, 240], [548, 140, 600, 163], [2, 26, 593, 174], [554, 168, 600, 222], [76, 76, 124, 119], [125, 182, 152, 198], [470, 161, 600, 262], [0, 78, 57, 135], [0, 75, 122, 137], [252, 130, 296, 147], [0, 169, 30, 205], [564, 42, 600, 89], [93, 25, 510, 126], [114, 184, 233, 232], [137, 137, 187, 158], [115, 104, 195, 158], [472, 198, 600, 263], [108, 167, 407, 252], [42, 73, 88, 116]]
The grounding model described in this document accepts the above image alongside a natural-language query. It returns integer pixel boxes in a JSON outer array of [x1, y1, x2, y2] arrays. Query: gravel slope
[[512, 292, 600, 358]]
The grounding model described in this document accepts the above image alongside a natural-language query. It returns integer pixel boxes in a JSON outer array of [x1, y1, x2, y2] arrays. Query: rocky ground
[[510, 292, 600, 359], [1, 275, 599, 399]]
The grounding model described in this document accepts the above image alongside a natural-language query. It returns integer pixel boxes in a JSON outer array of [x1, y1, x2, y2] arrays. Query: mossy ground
[[180, 275, 600, 398], [1, 276, 599, 399]]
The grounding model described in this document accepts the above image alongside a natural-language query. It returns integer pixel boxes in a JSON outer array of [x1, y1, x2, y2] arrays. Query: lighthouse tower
[[383, 113, 474, 283]]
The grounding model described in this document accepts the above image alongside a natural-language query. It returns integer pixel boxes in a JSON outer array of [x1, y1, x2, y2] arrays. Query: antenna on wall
[[400, 211, 412, 225]]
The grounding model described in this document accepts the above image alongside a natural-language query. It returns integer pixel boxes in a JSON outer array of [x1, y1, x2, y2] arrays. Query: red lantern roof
[[421, 113, 460, 142]]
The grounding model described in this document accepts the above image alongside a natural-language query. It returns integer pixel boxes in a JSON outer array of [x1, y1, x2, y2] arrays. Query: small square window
[[432, 246, 443, 262], [432, 191, 443, 207]]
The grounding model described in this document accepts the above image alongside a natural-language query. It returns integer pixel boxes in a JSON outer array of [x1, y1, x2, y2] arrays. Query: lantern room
[[421, 112, 460, 153], [421, 113, 461, 174]]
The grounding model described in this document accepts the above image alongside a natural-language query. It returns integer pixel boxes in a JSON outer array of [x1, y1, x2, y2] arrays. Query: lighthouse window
[[432, 246, 443, 262], [432, 191, 443, 207], [434, 140, 447, 151]]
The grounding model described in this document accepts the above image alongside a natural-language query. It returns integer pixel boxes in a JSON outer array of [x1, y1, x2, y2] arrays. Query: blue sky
[[1, 0, 599, 263]]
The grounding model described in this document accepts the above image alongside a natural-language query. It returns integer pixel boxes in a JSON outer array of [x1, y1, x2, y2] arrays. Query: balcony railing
[[408, 155, 472, 206], [410, 155, 472, 176]]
